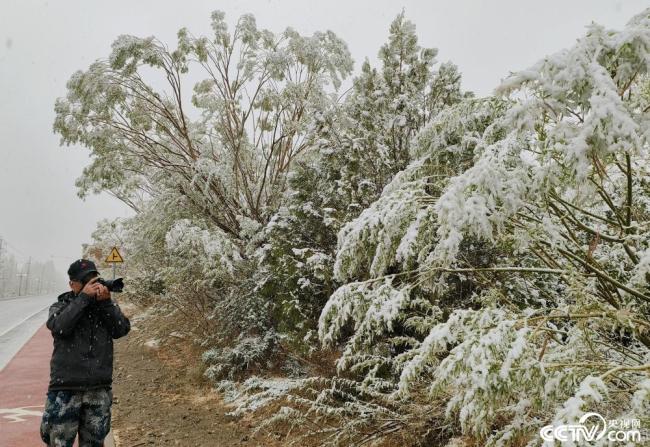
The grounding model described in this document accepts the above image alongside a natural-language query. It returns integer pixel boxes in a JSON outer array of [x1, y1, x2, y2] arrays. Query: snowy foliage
[[202, 332, 279, 381], [333, 98, 507, 283], [250, 12, 471, 353], [165, 218, 242, 278], [317, 9, 650, 446], [313, 13, 472, 222], [54, 10, 353, 238]]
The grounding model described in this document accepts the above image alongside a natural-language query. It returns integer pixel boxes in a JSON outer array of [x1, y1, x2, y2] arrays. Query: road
[[0, 293, 55, 371]]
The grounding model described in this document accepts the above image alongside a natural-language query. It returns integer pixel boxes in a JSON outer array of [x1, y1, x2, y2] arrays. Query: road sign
[[105, 247, 124, 263]]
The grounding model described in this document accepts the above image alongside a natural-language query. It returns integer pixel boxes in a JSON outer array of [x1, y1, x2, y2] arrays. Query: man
[[40, 259, 130, 447]]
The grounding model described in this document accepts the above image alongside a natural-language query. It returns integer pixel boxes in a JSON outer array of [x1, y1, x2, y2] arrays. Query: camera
[[81, 273, 125, 293], [97, 277, 124, 293]]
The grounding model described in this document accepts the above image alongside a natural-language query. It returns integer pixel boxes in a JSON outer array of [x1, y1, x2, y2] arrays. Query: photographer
[[40, 259, 130, 446]]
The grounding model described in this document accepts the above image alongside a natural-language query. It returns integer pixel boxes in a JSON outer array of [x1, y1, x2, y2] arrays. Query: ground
[[108, 300, 432, 447], [111, 301, 283, 447]]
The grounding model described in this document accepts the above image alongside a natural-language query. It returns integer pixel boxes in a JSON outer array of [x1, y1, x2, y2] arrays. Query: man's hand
[[96, 284, 111, 301], [81, 277, 101, 298], [80, 276, 111, 301]]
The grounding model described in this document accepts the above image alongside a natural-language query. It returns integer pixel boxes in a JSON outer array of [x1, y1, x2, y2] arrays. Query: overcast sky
[[0, 0, 647, 277]]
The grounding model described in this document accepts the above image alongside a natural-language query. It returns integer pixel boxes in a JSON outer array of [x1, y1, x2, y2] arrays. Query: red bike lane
[[0, 324, 51, 446]]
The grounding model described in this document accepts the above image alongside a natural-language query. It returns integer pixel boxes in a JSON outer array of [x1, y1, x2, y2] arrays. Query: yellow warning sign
[[105, 246, 124, 263]]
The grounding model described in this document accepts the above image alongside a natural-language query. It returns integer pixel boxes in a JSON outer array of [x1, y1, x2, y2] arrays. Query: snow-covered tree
[[320, 97, 508, 380], [318, 9, 650, 446], [255, 12, 471, 351], [54, 10, 353, 237], [316, 12, 472, 219], [56, 11, 353, 379]]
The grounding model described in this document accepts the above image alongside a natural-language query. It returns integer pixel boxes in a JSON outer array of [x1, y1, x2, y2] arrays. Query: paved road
[[0, 293, 55, 371]]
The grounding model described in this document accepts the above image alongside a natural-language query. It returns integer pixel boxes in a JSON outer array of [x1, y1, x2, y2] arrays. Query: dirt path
[[111, 302, 277, 447]]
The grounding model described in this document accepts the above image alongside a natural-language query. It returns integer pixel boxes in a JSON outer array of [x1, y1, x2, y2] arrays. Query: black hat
[[68, 259, 99, 282]]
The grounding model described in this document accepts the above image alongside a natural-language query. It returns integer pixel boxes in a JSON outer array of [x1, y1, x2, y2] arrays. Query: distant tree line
[[0, 241, 63, 298]]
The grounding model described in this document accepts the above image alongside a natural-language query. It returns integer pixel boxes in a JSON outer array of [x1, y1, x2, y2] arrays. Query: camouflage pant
[[39, 388, 112, 447]]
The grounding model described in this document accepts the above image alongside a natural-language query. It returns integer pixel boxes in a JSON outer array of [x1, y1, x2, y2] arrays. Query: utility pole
[[17, 272, 26, 296], [38, 264, 45, 294], [24, 257, 31, 296], [0, 237, 5, 297]]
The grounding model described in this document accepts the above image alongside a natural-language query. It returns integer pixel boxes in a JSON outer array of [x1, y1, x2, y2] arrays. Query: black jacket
[[46, 290, 131, 391]]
